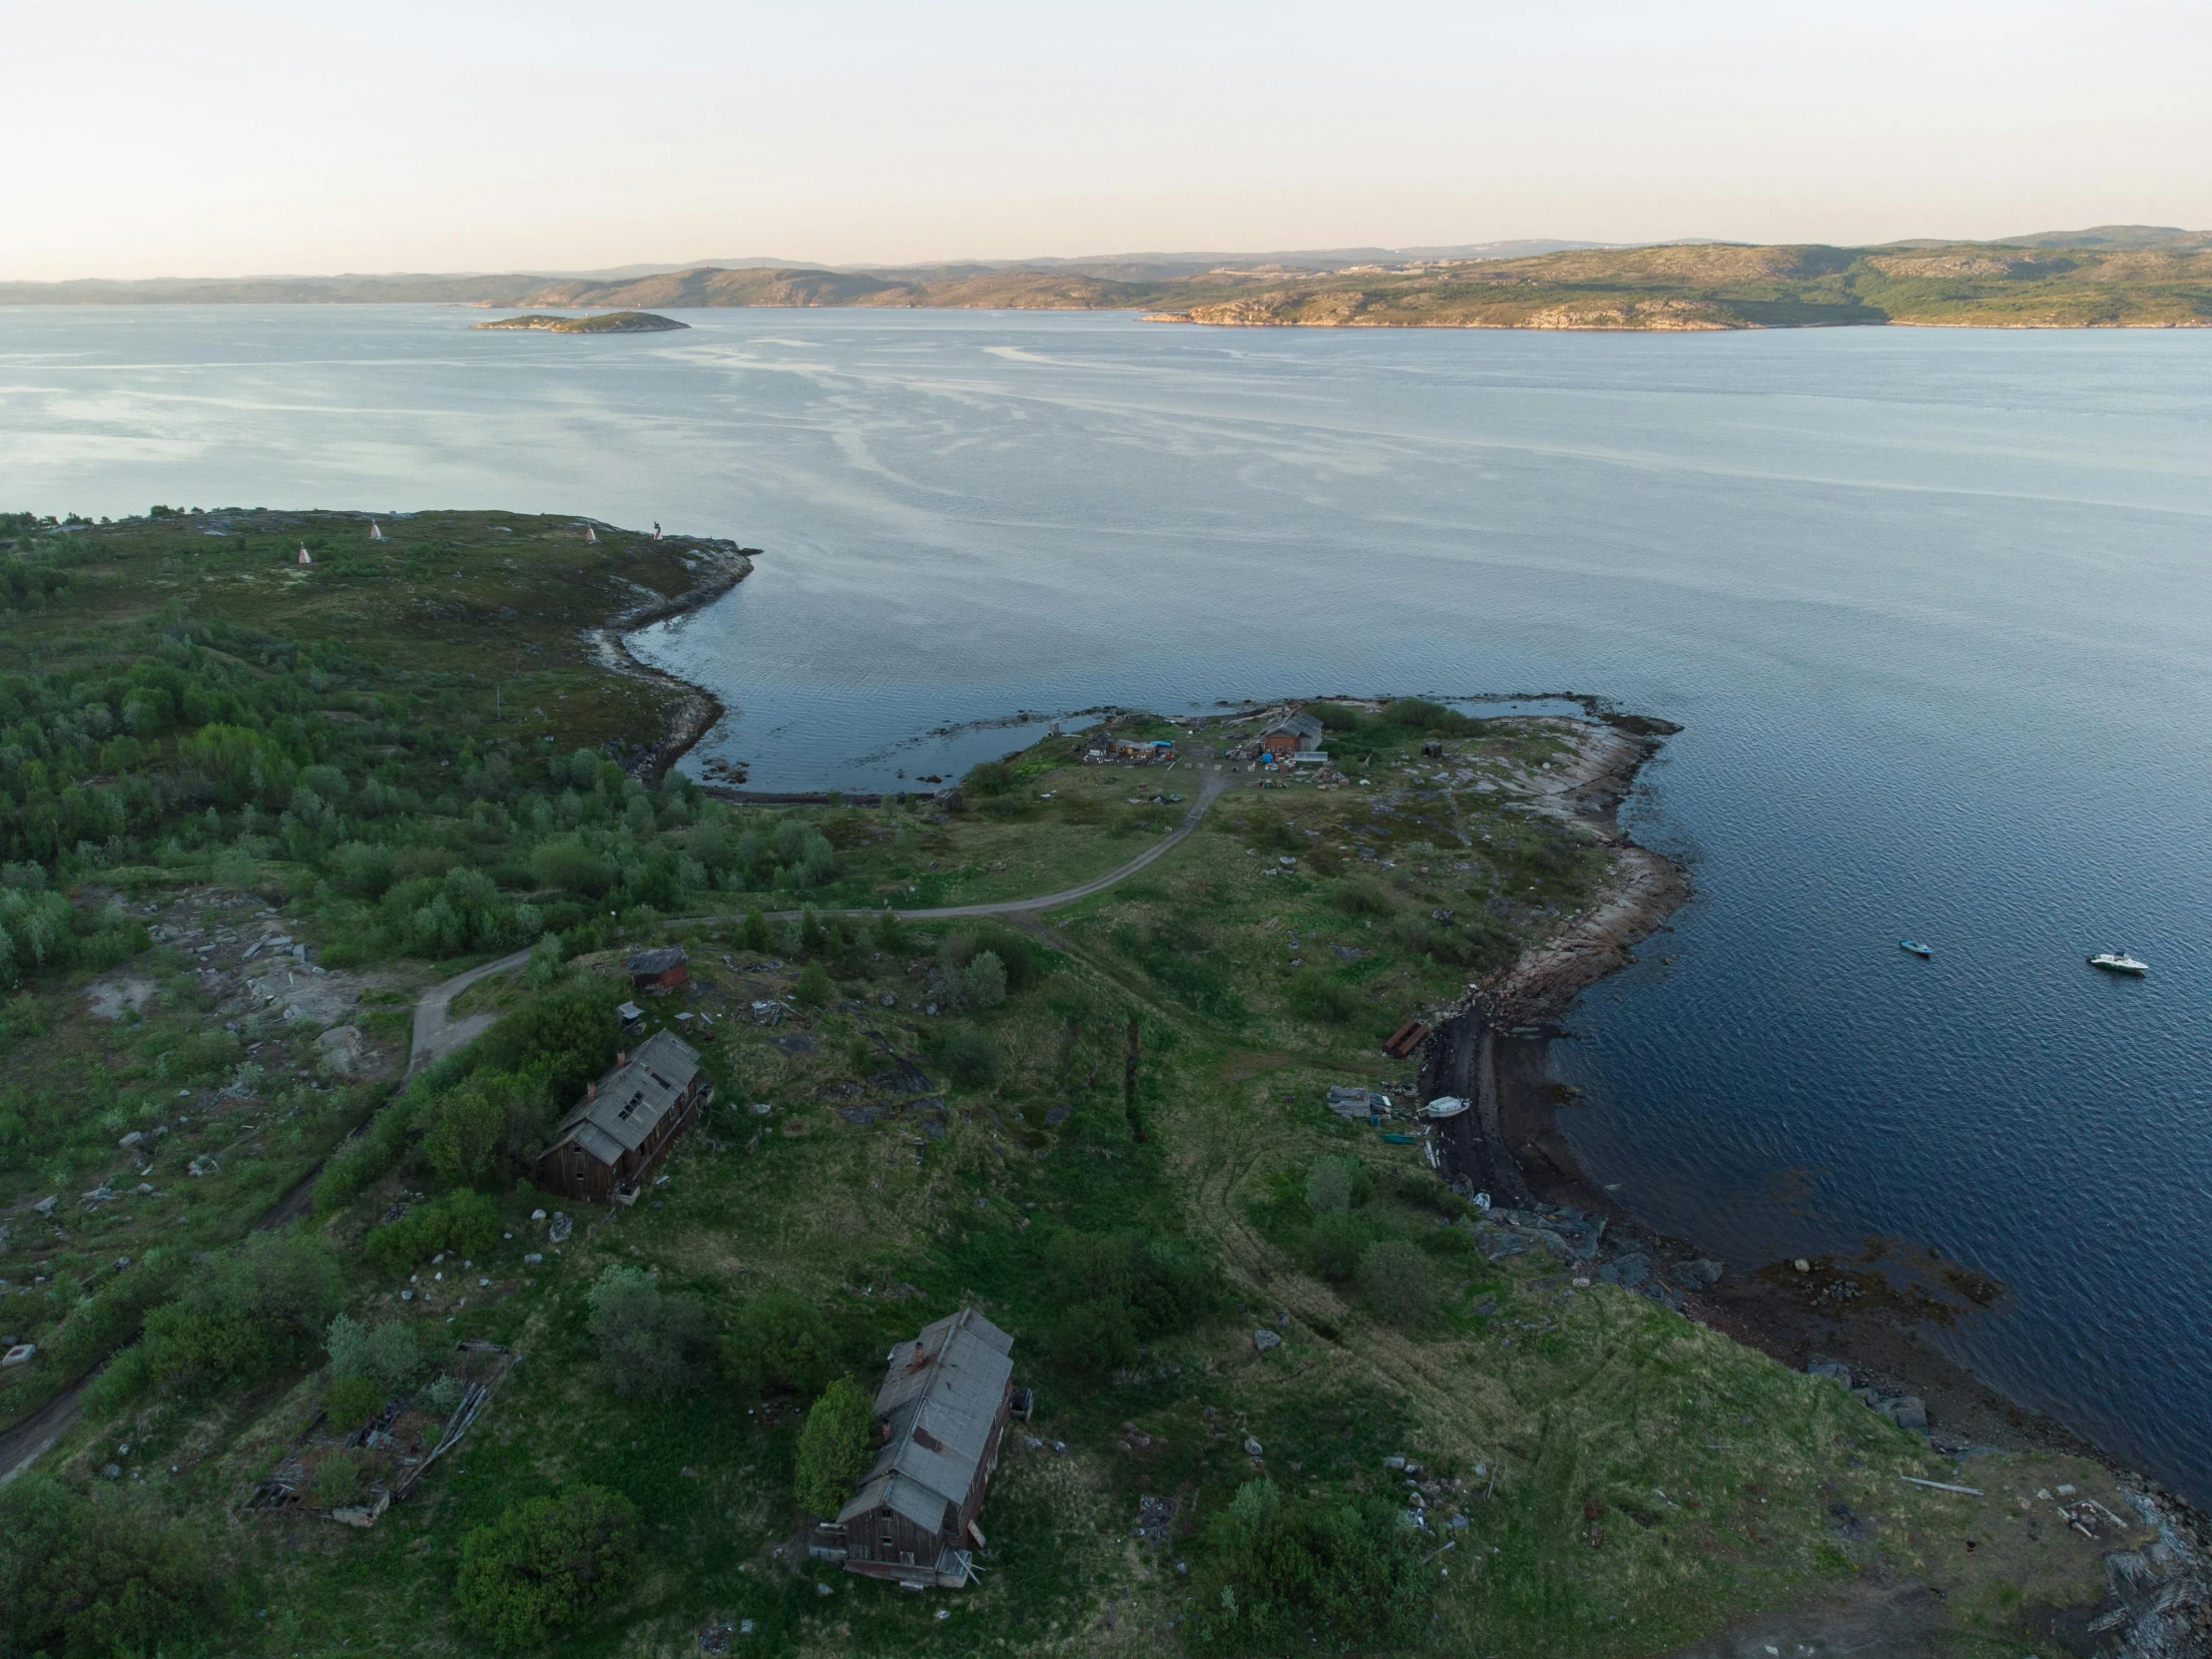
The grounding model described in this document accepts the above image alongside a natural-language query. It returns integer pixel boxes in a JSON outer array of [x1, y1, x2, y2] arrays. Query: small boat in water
[[1900, 939, 1934, 958], [2088, 951, 2148, 975]]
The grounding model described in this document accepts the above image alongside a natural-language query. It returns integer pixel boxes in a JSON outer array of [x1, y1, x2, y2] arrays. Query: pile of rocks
[[1805, 1356, 1936, 1438], [1471, 1204, 1723, 1311]]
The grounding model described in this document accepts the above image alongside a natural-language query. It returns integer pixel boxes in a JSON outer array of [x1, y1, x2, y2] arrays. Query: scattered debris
[[1135, 1493, 1177, 1544]]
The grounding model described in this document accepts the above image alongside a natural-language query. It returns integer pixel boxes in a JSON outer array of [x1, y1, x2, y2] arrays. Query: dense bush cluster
[[1043, 1228, 1218, 1374], [0, 602, 877, 984], [0, 1476, 224, 1659], [1253, 1156, 1467, 1333], [134, 1232, 345, 1395], [585, 1265, 714, 1399], [1187, 1479, 1428, 1655], [453, 1485, 639, 1650], [361, 1189, 501, 1276], [720, 1291, 840, 1397]]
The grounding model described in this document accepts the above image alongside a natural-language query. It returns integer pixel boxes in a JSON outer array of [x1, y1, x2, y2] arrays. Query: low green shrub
[[1043, 1230, 1217, 1372], [934, 1025, 999, 1087], [585, 1265, 712, 1399], [1286, 971, 1360, 1025], [1306, 1156, 1357, 1214], [312, 1449, 367, 1506], [454, 1486, 639, 1650], [1187, 1479, 1427, 1654], [1332, 878, 1393, 917], [961, 759, 1013, 798], [1307, 1210, 1375, 1283], [722, 1292, 838, 1397], [361, 1190, 500, 1278], [1356, 1239, 1442, 1330], [139, 1233, 343, 1394], [324, 1312, 421, 1391], [323, 1377, 386, 1432]]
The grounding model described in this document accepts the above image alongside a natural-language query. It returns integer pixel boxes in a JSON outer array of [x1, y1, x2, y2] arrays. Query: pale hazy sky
[[7, 0, 2208, 279]]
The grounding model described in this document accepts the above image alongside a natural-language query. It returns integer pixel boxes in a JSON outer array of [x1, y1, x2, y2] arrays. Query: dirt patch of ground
[[82, 976, 158, 1021]]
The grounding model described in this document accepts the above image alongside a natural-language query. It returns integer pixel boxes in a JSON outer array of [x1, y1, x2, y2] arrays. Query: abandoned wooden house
[[1259, 711, 1325, 760], [818, 1308, 1015, 1588], [625, 945, 689, 993], [534, 1029, 711, 1204]]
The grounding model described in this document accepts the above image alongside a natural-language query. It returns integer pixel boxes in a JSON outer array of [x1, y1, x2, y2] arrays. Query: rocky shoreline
[[1443, 714, 2212, 1653], [584, 535, 755, 784]]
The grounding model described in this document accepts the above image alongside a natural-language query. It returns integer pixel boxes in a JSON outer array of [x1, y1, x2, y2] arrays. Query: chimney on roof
[[586, 1081, 597, 1100]]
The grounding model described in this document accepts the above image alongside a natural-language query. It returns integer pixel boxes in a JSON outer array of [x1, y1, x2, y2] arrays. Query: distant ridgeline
[[3, 227, 2208, 328], [472, 311, 688, 333]]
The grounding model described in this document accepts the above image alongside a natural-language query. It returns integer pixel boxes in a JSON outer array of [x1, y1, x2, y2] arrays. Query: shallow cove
[[4, 304, 2210, 1502]]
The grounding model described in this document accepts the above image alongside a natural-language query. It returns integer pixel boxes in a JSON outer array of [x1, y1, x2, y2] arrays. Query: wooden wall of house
[[843, 1502, 945, 1570], [535, 1142, 614, 1203]]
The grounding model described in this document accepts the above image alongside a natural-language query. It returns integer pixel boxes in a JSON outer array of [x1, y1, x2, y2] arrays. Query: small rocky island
[[472, 309, 687, 333]]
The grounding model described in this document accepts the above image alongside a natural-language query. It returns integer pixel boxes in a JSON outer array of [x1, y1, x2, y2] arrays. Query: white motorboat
[[2087, 951, 2148, 976]]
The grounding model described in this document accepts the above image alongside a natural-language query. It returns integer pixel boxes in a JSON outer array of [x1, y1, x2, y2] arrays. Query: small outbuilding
[[818, 1308, 1016, 1588], [1260, 711, 1325, 760], [625, 945, 689, 994], [534, 1029, 711, 1204]]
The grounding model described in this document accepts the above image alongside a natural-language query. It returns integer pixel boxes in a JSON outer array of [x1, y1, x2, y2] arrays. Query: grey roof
[[544, 1028, 701, 1169], [1266, 712, 1326, 744], [626, 945, 689, 975], [836, 1308, 1014, 1533]]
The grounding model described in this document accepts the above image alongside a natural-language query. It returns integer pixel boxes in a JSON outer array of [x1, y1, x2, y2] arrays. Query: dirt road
[[408, 946, 536, 1073]]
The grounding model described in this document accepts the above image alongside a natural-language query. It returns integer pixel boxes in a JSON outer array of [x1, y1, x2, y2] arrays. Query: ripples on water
[[3, 304, 2209, 1500]]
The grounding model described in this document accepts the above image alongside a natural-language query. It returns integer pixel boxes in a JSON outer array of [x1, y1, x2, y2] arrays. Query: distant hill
[[4, 231, 2207, 328]]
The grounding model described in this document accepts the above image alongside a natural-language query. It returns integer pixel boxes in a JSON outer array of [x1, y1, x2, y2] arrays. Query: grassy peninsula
[[0, 507, 2201, 1659], [473, 311, 688, 333]]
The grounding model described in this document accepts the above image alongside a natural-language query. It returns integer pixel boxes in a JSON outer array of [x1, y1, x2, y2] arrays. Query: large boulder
[[1877, 1394, 1930, 1432], [315, 1024, 368, 1076]]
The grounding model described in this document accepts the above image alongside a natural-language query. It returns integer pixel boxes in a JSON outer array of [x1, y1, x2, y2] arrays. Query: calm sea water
[[4, 304, 2209, 1501]]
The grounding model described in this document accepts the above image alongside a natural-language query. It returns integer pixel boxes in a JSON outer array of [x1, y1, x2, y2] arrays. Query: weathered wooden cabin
[[819, 1308, 1015, 1588], [1260, 711, 1325, 759], [534, 1029, 710, 1204], [625, 945, 689, 994]]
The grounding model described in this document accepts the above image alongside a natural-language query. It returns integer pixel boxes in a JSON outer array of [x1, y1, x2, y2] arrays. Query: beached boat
[[1900, 939, 1934, 958], [2087, 951, 2148, 975]]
